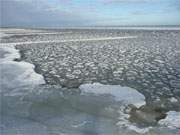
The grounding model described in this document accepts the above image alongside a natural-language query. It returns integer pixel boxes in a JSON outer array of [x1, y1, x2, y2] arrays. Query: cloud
[[1, 0, 179, 27], [101, 0, 154, 4], [0, 0, 90, 27]]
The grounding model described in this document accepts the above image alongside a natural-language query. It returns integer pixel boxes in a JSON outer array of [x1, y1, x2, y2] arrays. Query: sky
[[1, 0, 180, 27]]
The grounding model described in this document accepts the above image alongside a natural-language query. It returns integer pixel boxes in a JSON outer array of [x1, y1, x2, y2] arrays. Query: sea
[[0, 27, 180, 135]]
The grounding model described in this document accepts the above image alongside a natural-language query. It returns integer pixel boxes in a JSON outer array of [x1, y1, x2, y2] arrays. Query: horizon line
[[1, 25, 180, 29]]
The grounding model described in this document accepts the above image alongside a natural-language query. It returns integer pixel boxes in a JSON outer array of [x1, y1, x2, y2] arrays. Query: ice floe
[[159, 111, 180, 129], [79, 83, 146, 108], [0, 61, 45, 89], [79, 83, 151, 133], [0, 46, 20, 61], [169, 97, 178, 103], [0, 42, 45, 90]]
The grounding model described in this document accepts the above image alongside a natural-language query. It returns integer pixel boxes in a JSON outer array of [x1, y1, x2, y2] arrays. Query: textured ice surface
[[80, 83, 145, 108], [1, 36, 137, 46], [14, 29, 180, 108]]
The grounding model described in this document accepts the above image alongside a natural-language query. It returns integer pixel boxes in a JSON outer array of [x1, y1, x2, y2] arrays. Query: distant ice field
[[1, 36, 137, 46], [1, 28, 180, 135], [58, 26, 180, 30]]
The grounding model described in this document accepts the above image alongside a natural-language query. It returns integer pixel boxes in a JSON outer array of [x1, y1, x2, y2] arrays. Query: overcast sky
[[1, 0, 180, 27]]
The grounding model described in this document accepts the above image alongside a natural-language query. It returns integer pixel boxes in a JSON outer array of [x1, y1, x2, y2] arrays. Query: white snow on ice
[[0, 44, 45, 90], [0, 46, 20, 61], [80, 83, 146, 108], [159, 111, 180, 129]]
